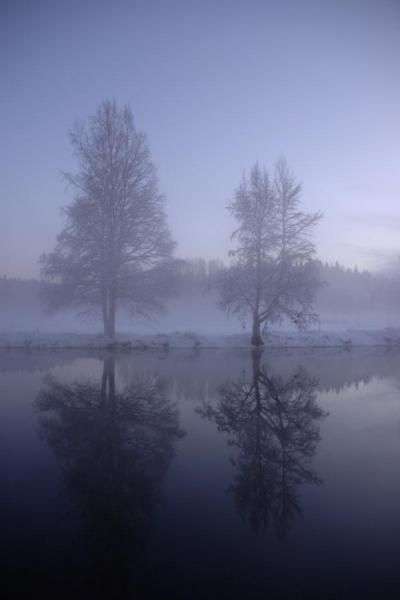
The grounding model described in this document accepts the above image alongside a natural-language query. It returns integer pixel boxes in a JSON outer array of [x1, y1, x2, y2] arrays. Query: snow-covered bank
[[2, 328, 400, 350]]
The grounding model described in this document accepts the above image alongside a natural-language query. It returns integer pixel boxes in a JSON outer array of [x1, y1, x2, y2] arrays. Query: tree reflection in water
[[199, 351, 327, 538], [35, 355, 184, 596]]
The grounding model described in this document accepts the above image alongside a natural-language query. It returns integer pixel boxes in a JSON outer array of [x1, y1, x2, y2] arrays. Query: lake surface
[[2, 348, 400, 599]]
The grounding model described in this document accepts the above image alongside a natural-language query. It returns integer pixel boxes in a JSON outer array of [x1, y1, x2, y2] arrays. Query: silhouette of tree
[[35, 355, 184, 596], [218, 159, 322, 346], [198, 351, 326, 538], [40, 100, 176, 338]]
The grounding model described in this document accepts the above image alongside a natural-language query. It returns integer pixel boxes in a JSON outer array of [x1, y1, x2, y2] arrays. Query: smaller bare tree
[[218, 158, 322, 347]]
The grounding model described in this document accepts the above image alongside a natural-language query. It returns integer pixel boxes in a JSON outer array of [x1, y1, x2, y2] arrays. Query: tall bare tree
[[40, 100, 175, 337], [218, 159, 322, 346]]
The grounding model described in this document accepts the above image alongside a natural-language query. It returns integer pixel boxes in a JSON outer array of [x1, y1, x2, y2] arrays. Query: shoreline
[[2, 328, 400, 350]]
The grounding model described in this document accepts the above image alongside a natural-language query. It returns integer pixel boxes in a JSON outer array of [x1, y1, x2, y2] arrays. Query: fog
[[2, 260, 400, 336], [2, 1, 400, 343], [4, 4, 400, 597], [2, 1, 400, 344]]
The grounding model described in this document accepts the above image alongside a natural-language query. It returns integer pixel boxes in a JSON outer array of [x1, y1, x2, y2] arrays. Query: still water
[[2, 348, 400, 599]]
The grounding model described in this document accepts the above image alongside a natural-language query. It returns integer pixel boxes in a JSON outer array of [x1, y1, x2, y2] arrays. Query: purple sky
[[1, 0, 400, 278]]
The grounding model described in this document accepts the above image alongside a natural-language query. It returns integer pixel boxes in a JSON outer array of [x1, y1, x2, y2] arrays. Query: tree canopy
[[218, 159, 322, 346], [40, 100, 175, 337]]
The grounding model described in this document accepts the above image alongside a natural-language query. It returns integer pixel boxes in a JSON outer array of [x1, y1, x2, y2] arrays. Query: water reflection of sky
[[1, 349, 400, 598]]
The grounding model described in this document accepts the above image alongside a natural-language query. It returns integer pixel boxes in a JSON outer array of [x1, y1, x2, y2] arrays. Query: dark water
[[2, 348, 400, 599]]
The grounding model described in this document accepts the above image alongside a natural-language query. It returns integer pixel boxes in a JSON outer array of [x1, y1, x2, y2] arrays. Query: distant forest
[[1, 260, 400, 329], [173, 259, 400, 313]]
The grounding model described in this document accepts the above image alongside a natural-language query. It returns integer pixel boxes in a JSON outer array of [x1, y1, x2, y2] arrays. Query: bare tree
[[40, 100, 175, 338], [218, 159, 322, 346]]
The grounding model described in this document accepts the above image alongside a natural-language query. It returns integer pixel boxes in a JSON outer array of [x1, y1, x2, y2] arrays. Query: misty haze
[[2, 1, 400, 598]]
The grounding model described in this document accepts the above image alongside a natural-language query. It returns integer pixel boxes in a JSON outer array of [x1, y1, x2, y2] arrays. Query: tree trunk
[[104, 310, 116, 339], [102, 312, 109, 338], [103, 290, 116, 339], [102, 289, 109, 337], [251, 312, 264, 347], [103, 309, 116, 339], [108, 290, 116, 339]]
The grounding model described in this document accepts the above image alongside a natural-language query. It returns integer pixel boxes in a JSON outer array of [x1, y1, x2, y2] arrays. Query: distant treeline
[[1, 260, 400, 317], [174, 259, 400, 315], [316, 262, 400, 312]]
